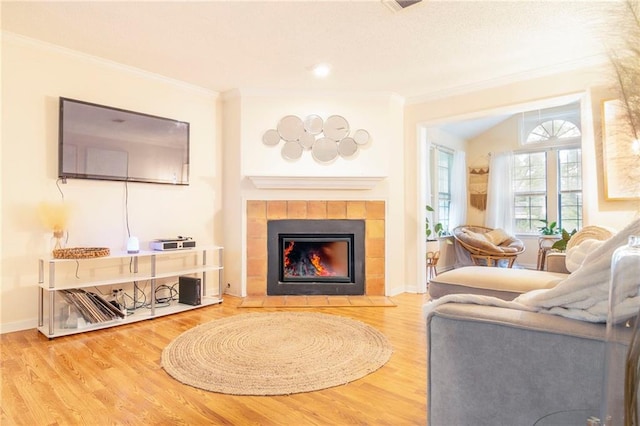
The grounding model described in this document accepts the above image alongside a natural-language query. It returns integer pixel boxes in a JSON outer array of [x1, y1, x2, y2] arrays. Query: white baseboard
[[397, 284, 423, 295], [1, 318, 37, 334]]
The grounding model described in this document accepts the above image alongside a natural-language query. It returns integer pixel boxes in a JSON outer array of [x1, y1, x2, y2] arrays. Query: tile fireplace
[[246, 200, 385, 297]]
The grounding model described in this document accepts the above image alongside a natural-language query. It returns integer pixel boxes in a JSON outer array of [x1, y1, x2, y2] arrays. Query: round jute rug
[[161, 312, 392, 395]]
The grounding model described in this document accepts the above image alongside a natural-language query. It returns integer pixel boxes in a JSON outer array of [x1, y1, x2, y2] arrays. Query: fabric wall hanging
[[469, 167, 489, 211]]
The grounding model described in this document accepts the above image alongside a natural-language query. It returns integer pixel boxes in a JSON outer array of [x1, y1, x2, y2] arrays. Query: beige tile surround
[[238, 295, 396, 308], [246, 200, 386, 296]]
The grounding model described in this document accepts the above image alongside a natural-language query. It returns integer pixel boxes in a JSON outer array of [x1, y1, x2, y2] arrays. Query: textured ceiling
[[1, 0, 623, 103]]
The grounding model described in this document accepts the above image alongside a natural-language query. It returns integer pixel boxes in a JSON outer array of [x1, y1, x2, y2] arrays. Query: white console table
[[37, 246, 223, 338]]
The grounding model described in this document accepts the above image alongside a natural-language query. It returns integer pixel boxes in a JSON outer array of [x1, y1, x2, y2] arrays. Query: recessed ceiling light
[[311, 63, 331, 78]]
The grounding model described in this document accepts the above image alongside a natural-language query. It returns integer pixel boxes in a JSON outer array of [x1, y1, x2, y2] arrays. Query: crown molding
[[2, 31, 219, 98], [405, 54, 610, 105]]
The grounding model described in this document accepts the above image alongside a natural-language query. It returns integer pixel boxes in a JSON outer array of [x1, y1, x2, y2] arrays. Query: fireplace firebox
[[267, 219, 365, 295]]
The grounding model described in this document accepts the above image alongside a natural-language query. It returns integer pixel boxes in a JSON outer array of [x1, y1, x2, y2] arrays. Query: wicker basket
[[52, 247, 110, 259]]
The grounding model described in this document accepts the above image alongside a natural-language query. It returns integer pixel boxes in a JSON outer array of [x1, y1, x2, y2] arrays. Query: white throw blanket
[[424, 218, 640, 323], [565, 239, 603, 272]]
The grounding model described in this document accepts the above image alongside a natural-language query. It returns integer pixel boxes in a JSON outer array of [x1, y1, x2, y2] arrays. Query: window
[[513, 114, 582, 234], [514, 152, 547, 233], [526, 120, 581, 144], [436, 149, 453, 233], [558, 148, 582, 232], [427, 146, 453, 234]]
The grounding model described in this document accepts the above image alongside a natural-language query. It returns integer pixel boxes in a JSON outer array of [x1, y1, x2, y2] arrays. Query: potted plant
[[426, 205, 444, 253], [538, 219, 560, 236], [551, 228, 577, 252]]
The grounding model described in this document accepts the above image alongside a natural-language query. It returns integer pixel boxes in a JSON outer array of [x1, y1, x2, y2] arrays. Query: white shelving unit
[[37, 246, 224, 338]]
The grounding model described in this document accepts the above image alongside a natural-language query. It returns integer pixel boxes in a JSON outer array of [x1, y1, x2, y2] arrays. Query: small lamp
[[127, 236, 140, 254], [38, 202, 71, 252]]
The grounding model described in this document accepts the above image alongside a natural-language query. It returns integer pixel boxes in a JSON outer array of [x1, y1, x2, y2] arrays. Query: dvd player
[[150, 237, 196, 251]]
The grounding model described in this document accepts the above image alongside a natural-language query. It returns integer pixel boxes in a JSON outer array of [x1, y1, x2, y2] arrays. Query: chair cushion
[[428, 266, 567, 300], [485, 228, 510, 245], [458, 229, 499, 252], [456, 226, 524, 254], [499, 238, 525, 253]]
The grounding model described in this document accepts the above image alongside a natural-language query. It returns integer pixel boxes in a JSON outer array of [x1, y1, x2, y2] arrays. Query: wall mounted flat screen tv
[[59, 97, 190, 185]]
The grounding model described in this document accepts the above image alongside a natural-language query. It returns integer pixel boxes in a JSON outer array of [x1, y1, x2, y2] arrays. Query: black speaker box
[[178, 276, 201, 306]]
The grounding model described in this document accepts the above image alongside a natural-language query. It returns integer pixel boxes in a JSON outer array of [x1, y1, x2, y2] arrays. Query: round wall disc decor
[[338, 137, 358, 158], [323, 115, 350, 141], [299, 131, 315, 149], [312, 137, 338, 163], [304, 114, 324, 135], [281, 141, 303, 160], [277, 115, 304, 142], [353, 129, 370, 145], [262, 129, 281, 146], [263, 114, 370, 163]]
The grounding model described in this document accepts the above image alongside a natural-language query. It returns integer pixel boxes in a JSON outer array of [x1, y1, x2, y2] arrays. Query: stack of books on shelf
[[59, 289, 125, 324]]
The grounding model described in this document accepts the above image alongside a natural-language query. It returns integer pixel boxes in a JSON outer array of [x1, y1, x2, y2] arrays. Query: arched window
[[526, 119, 581, 144], [514, 107, 583, 235]]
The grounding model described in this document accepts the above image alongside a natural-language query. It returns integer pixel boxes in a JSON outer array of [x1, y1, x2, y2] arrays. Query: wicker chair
[[453, 225, 525, 268]]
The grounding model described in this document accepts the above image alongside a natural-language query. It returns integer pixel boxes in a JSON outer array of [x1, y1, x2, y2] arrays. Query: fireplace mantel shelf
[[247, 176, 386, 190]]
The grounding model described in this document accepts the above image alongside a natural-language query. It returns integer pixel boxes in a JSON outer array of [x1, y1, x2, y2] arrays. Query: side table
[[426, 251, 440, 284], [537, 235, 561, 271]]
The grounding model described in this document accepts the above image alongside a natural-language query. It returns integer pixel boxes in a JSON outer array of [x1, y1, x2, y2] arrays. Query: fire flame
[[283, 241, 345, 277], [310, 252, 331, 276], [283, 241, 294, 269]]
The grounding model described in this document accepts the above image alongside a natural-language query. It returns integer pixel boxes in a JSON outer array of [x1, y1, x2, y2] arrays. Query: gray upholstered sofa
[[426, 303, 629, 425], [425, 224, 636, 424]]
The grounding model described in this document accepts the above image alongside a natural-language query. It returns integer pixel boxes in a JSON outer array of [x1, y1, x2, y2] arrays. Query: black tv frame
[[58, 97, 190, 185]]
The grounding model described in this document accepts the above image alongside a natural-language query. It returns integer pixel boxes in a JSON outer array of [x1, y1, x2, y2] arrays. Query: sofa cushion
[[565, 225, 615, 272], [566, 225, 615, 251], [428, 266, 567, 300]]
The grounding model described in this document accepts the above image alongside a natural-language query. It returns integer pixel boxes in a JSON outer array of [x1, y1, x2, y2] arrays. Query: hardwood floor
[[1, 293, 429, 425]]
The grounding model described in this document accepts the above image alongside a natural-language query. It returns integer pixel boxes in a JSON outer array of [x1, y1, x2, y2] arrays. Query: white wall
[[425, 127, 467, 152], [1, 34, 221, 332], [238, 91, 392, 178], [221, 93, 243, 296], [222, 90, 406, 296]]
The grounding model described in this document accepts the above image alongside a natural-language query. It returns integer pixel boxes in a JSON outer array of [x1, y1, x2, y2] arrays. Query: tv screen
[[58, 97, 190, 185]]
